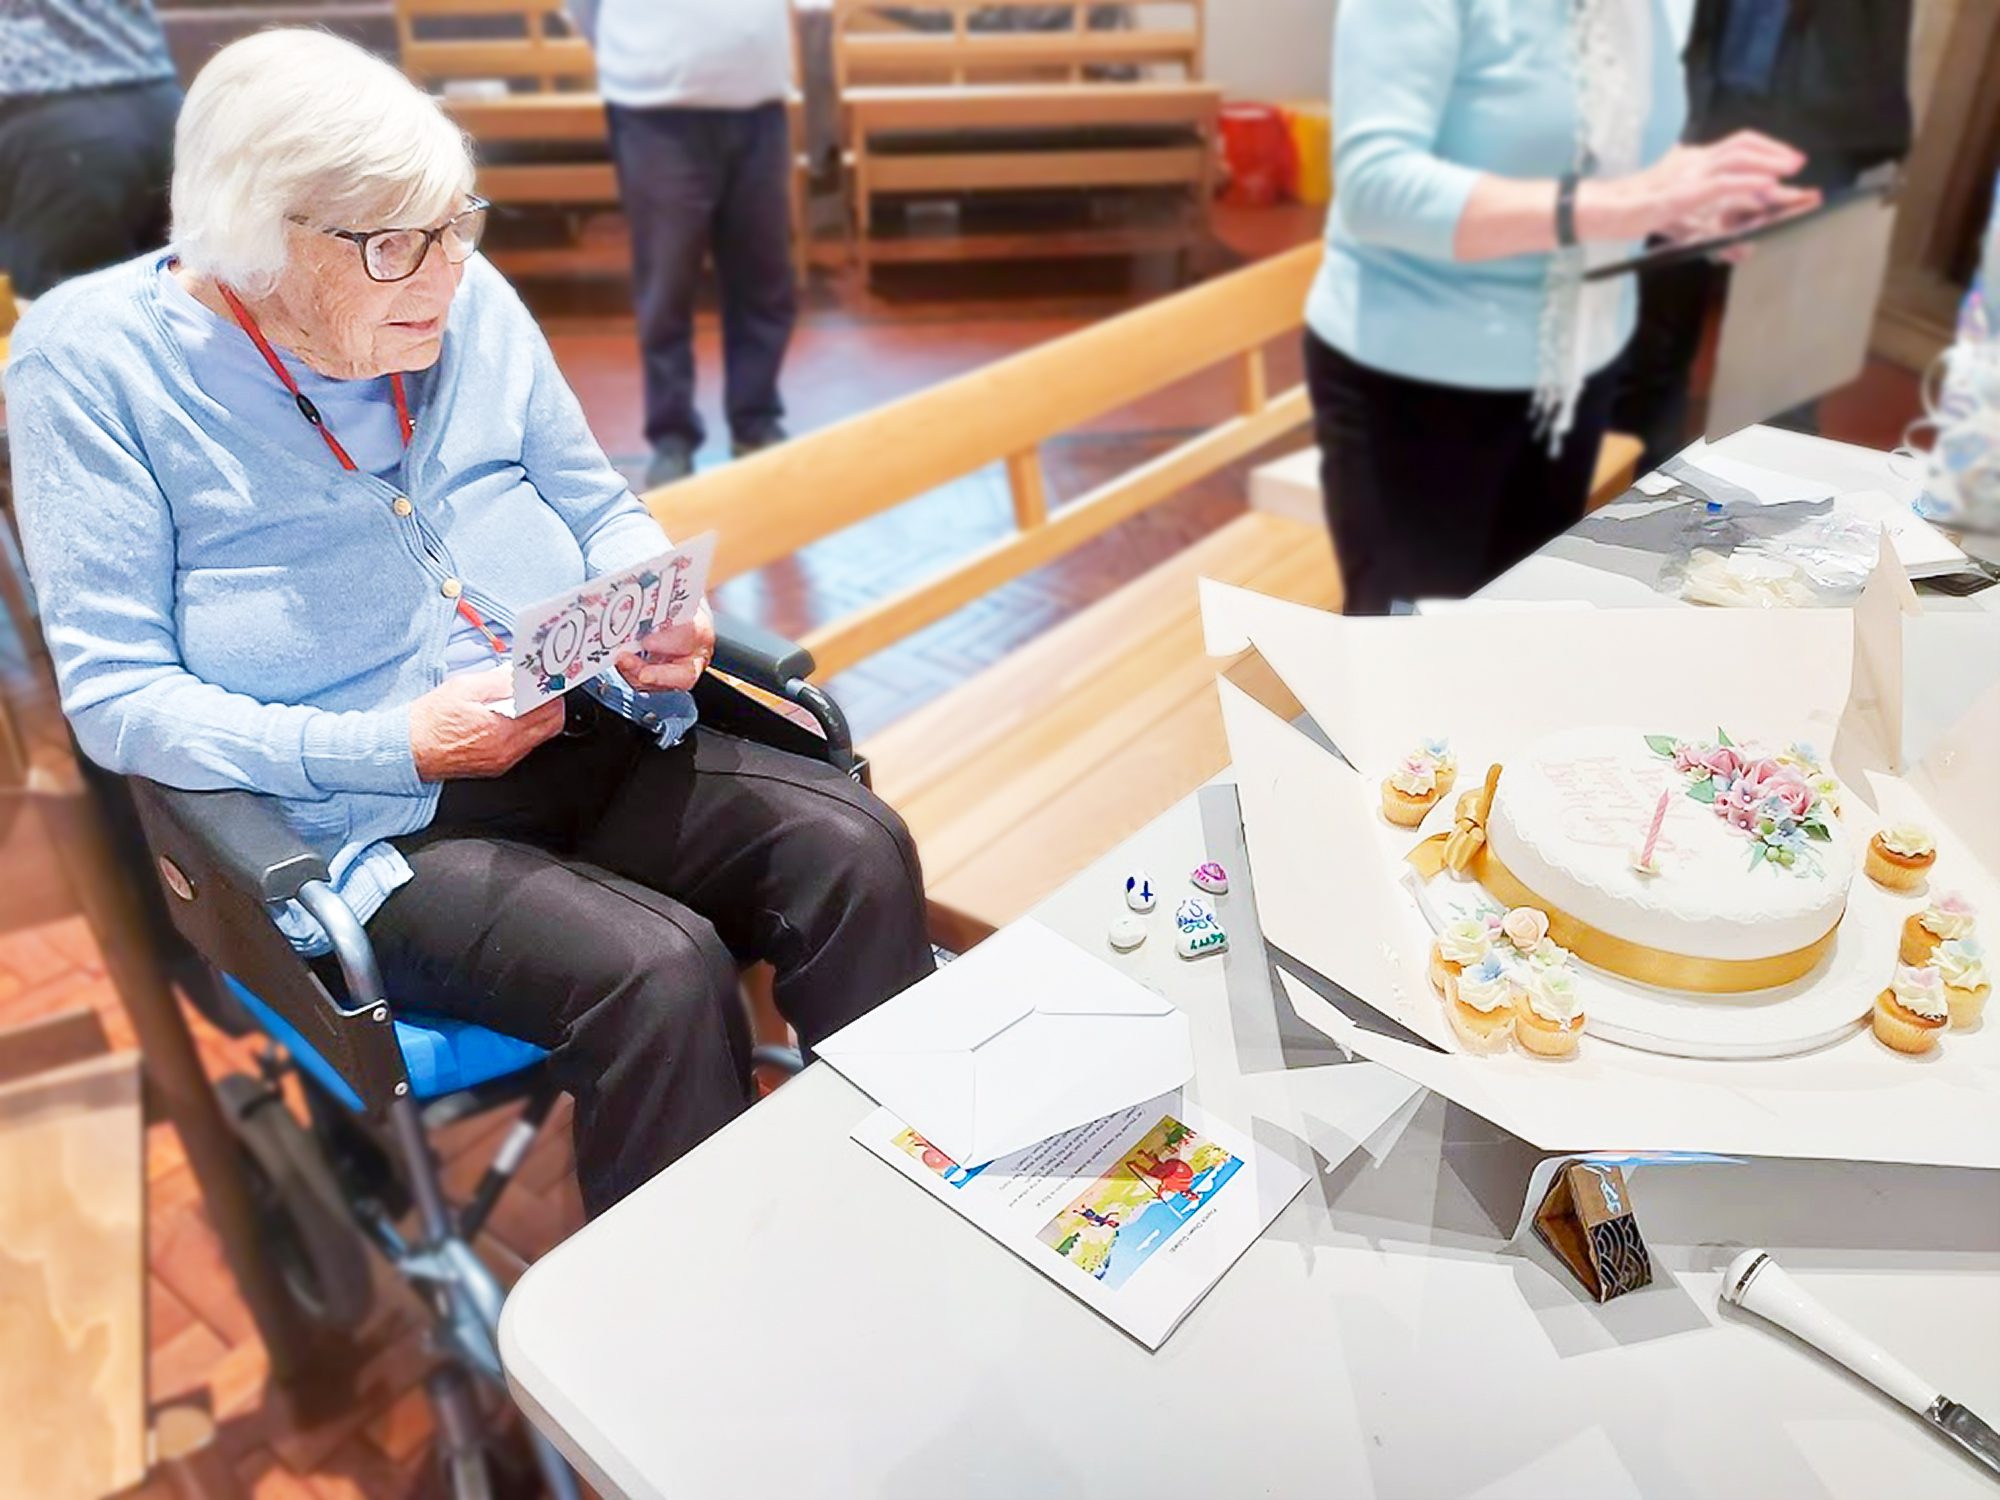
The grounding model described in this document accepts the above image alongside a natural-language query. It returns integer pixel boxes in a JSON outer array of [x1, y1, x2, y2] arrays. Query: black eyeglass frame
[[317, 196, 492, 283]]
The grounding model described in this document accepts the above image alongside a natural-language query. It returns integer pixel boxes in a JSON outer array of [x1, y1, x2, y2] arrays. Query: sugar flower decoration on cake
[[1646, 729, 1835, 876]]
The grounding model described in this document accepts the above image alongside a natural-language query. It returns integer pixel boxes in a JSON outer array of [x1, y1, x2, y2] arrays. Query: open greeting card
[[1203, 547, 2000, 1170], [507, 532, 717, 715]]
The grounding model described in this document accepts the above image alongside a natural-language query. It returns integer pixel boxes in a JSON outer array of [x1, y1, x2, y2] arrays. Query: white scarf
[[1533, 0, 1655, 451]]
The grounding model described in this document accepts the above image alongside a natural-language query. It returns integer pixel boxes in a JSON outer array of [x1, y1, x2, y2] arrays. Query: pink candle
[[1639, 786, 1672, 869]]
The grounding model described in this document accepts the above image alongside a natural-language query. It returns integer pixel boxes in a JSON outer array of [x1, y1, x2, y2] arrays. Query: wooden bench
[[396, 0, 814, 281], [830, 0, 1220, 278], [644, 243, 1316, 944]]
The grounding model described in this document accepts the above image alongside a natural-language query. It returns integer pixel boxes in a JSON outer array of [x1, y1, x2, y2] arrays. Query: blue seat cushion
[[222, 976, 548, 1109], [393, 1013, 550, 1100]]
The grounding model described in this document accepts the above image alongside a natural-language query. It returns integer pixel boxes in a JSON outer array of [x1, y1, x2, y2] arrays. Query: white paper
[[509, 532, 717, 714], [817, 920, 1195, 1168], [853, 1095, 1308, 1349], [1672, 440, 1837, 505], [1633, 470, 1679, 497], [1835, 490, 1969, 578], [1201, 577, 1858, 782]]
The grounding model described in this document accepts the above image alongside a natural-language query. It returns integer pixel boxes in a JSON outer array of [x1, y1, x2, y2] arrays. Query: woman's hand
[[1579, 132, 1818, 244], [614, 602, 715, 694], [410, 667, 565, 782]]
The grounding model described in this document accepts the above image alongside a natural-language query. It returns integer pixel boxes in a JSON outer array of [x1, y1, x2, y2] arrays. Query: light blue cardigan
[[1307, 0, 1688, 390], [6, 251, 697, 944]]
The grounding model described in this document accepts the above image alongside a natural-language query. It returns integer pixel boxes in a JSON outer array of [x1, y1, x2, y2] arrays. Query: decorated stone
[[1173, 896, 1215, 931], [1107, 914, 1147, 952], [1190, 860, 1229, 894], [1176, 923, 1229, 960], [1124, 872, 1158, 912]]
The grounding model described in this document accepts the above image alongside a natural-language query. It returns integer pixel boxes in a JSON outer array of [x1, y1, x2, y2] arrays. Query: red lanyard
[[218, 285, 505, 656]]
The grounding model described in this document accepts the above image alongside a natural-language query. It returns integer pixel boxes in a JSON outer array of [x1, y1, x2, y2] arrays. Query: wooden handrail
[[648, 243, 1322, 676], [650, 242, 1318, 582]]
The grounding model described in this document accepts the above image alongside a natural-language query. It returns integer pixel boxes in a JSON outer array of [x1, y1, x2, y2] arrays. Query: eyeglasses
[[318, 197, 490, 283]]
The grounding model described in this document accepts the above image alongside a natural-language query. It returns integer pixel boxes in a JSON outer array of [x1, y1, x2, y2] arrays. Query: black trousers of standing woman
[[1305, 331, 1621, 615], [366, 700, 935, 1217]]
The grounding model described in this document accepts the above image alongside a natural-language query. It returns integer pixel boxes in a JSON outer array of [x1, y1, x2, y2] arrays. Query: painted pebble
[[1190, 861, 1229, 894], [1124, 872, 1157, 912], [1173, 896, 1215, 931], [1107, 914, 1148, 952], [1176, 924, 1229, 960]]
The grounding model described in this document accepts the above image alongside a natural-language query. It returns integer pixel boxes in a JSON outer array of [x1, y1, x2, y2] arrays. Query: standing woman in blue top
[[1306, 0, 1815, 613]]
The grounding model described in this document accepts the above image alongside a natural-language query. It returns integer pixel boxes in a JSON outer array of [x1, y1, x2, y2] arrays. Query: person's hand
[[409, 667, 564, 782], [614, 601, 715, 694], [1580, 132, 1818, 243]]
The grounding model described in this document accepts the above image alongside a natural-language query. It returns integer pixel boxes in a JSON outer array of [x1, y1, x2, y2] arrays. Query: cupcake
[[1427, 916, 1491, 1000], [1380, 741, 1454, 827], [1513, 967, 1585, 1059], [1864, 822, 1937, 891], [1873, 964, 1948, 1054], [1934, 939, 1990, 1029], [1900, 892, 1976, 966], [1447, 955, 1517, 1053]]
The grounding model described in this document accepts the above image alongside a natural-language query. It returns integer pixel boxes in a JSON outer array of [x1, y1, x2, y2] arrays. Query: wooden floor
[[0, 201, 1925, 1497]]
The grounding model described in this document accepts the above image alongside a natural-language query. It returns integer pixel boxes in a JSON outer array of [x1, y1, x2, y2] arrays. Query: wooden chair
[[829, 0, 1220, 278]]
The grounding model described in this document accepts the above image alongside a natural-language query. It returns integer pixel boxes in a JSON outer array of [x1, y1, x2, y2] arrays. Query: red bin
[[1218, 103, 1295, 209]]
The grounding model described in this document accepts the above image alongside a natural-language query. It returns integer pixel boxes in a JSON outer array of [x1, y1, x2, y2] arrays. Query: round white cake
[[1483, 727, 1853, 972]]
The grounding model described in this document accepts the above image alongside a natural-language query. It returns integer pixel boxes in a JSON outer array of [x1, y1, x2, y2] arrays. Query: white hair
[[171, 29, 475, 293]]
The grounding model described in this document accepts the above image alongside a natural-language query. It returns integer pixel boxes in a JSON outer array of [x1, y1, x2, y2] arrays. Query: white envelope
[[815, 919, 1195, 1168]]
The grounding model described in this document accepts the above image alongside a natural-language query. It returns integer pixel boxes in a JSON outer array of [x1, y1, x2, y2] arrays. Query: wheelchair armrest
[[128, 779, 410, 1114], [133, 782, 330, 903], [710, 610, 815, 693]]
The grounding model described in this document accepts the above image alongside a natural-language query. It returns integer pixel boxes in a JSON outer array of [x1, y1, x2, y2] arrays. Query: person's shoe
[[730, 424, 789, 460], [643, 438, 696, 489]]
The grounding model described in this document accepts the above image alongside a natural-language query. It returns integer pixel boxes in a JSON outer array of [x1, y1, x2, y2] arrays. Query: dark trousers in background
[[607, 100, 797, 451], [0, 78, 182, 298], [368, 707, 934, 1217], [1305, 332, 1620, 616]]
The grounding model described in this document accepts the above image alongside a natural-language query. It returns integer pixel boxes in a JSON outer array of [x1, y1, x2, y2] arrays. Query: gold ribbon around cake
[[1407, 764, 1840, 994]]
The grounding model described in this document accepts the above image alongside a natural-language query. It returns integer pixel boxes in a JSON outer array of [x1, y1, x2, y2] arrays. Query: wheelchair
[[126, 618, 862, 1500]]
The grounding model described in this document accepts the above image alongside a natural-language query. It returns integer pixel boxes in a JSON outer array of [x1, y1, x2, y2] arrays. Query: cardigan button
[[440, 578, 462, 599], [392, 497, 413, 517]]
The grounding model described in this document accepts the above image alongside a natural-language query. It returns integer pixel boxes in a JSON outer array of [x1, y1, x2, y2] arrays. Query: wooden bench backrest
[[831, 0, 1205, 90], [395, 0, 595, 92], [646, 241, 1319, 679]]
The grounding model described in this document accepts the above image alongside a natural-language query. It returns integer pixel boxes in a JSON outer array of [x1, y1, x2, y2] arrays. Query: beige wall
[[1137, 0, 1334, 103]]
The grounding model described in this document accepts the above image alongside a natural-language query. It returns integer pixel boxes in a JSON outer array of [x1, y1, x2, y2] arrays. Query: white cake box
[[1202, 553, 2000, 1171]]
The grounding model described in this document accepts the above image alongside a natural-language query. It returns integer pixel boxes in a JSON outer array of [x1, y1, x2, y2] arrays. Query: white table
[[500, 432, 2000, 1499]]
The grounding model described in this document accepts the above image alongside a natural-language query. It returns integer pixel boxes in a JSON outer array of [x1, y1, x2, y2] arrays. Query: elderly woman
[[6, 31, 934, 1217]]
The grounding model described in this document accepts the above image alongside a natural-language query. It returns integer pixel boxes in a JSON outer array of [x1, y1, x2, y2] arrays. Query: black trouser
[[606, 100, 797, 451], [369, 706, 933, 1217], [1304, 332, 1621, 616], [0, 78, 182, 298]]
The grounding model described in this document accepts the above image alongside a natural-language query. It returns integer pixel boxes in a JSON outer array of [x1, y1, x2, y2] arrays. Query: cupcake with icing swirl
[[1934, 939, 1989, 1030], [1873, 963, 1948, 1055], [1445, 955, 1517, 1054], [1901, 892, 1976, 966], [1513, 967, 1585, 1060], [1427, 915, 1491, 1000], [1381, 738, 1455, 828], [1864, 821, 1937, 892]]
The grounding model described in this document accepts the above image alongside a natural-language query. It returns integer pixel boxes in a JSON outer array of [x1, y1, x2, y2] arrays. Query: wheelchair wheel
[[217, 1073, 375, 1328]]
